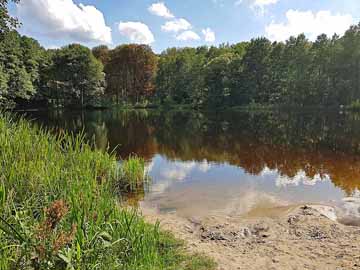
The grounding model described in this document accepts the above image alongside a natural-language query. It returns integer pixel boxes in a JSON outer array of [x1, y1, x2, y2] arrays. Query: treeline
[[0, 30, 158, 108], [155, 24, 360, 108], [0, 31, 106, 108], [1, 21, 360, 109]]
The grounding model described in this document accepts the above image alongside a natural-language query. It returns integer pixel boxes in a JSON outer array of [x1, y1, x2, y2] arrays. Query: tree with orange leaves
[[104, 44, 157, 104]]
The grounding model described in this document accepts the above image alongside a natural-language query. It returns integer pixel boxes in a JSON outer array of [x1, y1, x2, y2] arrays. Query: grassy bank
[[0, 114, 215, 270]]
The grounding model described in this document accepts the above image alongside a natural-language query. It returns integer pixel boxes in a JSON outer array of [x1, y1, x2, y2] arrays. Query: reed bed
[[0, 113, 215, 270], [119, 156, 148, 193]]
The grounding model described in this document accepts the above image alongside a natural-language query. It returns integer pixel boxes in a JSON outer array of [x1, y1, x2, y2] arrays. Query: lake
[[25, 109, 360, 222]]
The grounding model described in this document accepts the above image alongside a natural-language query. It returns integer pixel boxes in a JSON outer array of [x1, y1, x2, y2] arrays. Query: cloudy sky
[[10, 0, 360, 52]]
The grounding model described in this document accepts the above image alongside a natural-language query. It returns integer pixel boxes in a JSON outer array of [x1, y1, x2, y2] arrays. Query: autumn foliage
[[93, 44, 157, 104]]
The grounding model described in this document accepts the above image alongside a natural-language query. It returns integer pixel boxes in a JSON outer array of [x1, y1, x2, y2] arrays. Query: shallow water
[[26, 109, 360, 220]]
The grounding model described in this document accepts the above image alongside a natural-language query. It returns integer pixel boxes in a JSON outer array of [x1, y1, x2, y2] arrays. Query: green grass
[[0, 113, 216, 270], [119, 156, 148, 193], [347, 100, 360, 111]]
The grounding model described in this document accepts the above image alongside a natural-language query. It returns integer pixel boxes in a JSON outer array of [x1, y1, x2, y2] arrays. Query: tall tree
[[0, 0, 20, 34], [339, 23, 360, 104], [0, 31, 43, 106], [205, 53, 234, 107], [282, 34, 313, 105], [105, 44, 157, 104], [92, 45, 110, 66], [236, 38, 272, 104], [48, 44, 105, 107]]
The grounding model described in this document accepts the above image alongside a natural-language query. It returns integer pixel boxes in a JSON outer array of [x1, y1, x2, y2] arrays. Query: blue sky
[[10, 0, 360, 52]]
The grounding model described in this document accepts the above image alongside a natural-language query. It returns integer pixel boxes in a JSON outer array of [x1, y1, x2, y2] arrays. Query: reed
[[0, 113, 215, 270], [119, 156, 148, 192]]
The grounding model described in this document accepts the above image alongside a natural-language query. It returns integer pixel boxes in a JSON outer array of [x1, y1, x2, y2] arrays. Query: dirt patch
[[142, 205, 360, 270]]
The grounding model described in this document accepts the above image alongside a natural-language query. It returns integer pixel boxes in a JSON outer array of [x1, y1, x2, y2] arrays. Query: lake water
[[26, 109, 360, 221]]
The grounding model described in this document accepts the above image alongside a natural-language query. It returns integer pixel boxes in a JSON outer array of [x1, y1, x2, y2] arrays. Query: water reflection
[[26, 109, 360, 218]]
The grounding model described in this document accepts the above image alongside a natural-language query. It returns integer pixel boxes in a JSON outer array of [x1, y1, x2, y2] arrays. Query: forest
[[1, 1, 360, 109]]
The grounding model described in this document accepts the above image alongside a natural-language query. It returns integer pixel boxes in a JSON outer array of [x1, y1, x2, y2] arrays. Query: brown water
[[26, 109, 360, 221]]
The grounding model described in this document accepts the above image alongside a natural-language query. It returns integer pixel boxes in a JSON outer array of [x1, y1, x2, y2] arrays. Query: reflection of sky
[[146, 155, 213, 194], [260, 167, 331, 187], [144, 155, 346, 216]]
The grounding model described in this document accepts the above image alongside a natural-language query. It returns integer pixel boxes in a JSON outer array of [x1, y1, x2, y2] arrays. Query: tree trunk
[[81, 86, 84, 108]]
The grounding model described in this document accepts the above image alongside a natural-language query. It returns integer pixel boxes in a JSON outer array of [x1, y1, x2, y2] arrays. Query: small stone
[[239, 227, 252, 238], [252, 223, 270, 236], [288, 215, 300, 225]]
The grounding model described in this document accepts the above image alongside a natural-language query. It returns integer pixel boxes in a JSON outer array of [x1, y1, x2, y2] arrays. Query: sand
[[142, 204, 360, 270]]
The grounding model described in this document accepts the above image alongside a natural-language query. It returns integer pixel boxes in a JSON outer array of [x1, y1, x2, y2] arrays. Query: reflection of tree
[[27, 109, 360, 195], [153, 110, 360, 195]]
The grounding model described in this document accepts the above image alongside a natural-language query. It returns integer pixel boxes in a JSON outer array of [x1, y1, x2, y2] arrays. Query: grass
[[119, 156, 148, 193], [0, 113, 216, 270], [347, 100, 360, 111]]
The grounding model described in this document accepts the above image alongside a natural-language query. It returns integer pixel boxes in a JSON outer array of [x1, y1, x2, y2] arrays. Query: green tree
[[282, 34, 313, 105], [0, 31, 43, 106], [268, 42, 287, 104], [0, 63, 9, 104], [338, 23, 360, 104], [235, 38, 272, 104], [48, 44, 105, 107], [205, 53, 235, 107], [0, 0, 20, 34], [309, 34, 332, 106]]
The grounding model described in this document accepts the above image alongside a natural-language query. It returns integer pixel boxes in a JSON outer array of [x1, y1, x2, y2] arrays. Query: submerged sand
[[142, 204, 360, 270]]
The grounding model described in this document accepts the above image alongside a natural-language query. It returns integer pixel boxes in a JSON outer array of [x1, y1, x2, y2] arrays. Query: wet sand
[[142, 204, 360, 270]]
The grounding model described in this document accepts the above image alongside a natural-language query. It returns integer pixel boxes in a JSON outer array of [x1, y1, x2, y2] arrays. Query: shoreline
[[142, 204, 360, 270]]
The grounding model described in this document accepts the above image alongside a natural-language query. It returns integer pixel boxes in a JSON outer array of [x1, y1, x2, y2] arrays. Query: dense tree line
[[0, 29, 158, 109], [155, 24, 360, 108], [0, 31, 105, 108], [1, 0, 360, 109]]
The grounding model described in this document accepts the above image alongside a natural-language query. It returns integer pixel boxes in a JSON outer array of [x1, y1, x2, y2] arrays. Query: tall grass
[[347, 100, 360, 111], [119, 156, 148, 193], [0, 113, 215, 270]]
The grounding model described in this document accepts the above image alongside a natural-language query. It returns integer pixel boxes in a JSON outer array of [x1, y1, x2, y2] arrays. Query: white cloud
[[198, 160, 212, 173], [274, 170, 330, 187], [212, 0, 225, 7], [265, 10, 354, 41], [118, 21, 155, 44], [253, 0, 278, 7], [148, 158, 212, 194], [234, 0, 243, 6], [161, 162, 196, 181], [202, 28, 216, 42], [161, 18, 192, 33], [176, 30, 201, 41], [46, 45, 61, 50], [235, 0, 278, 15], [148, 2, 174, 18], [260, 167, 330, 187], [160, 160, 211, 181], [17, 0, 112, 44]]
